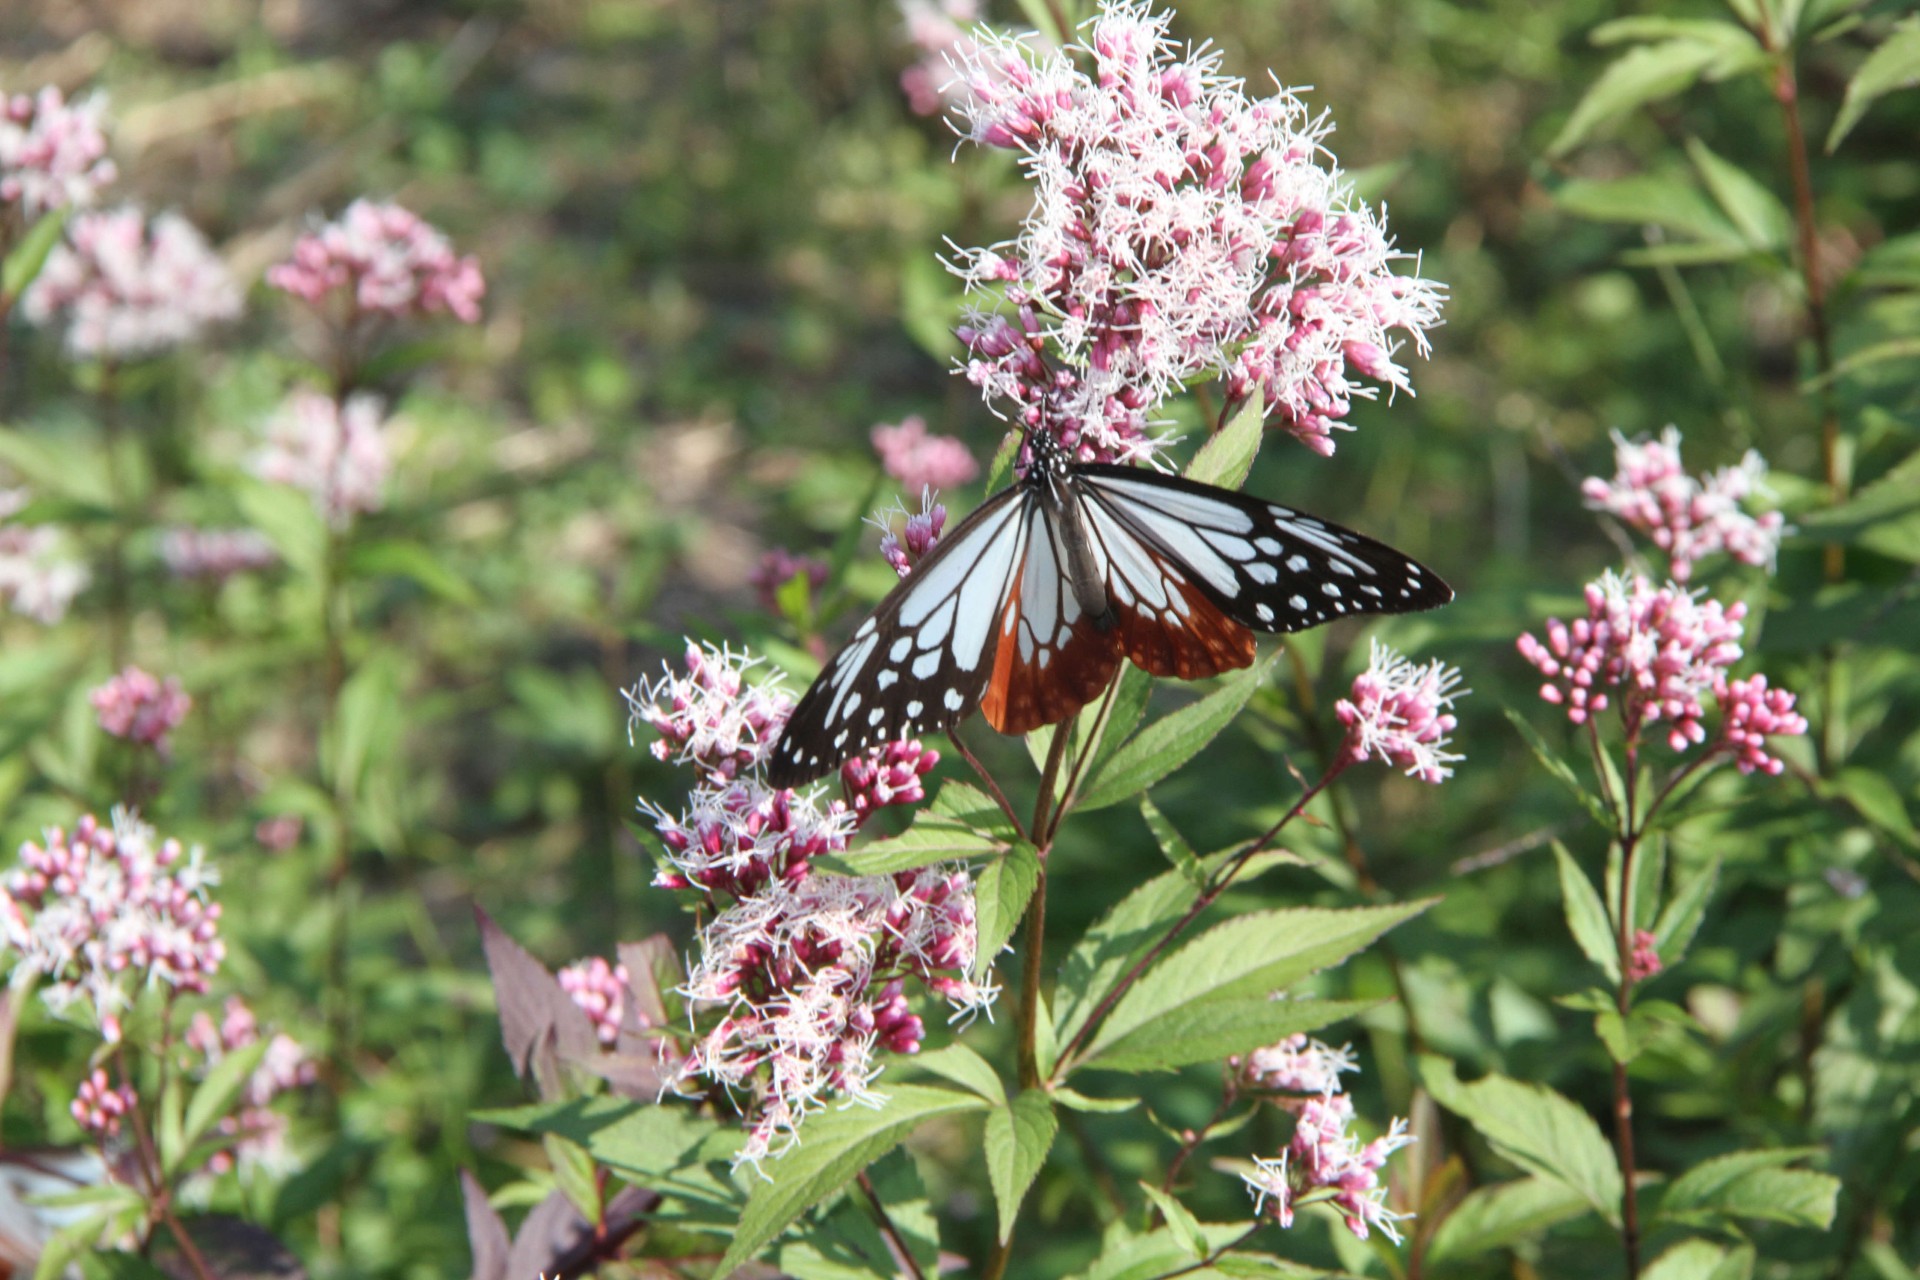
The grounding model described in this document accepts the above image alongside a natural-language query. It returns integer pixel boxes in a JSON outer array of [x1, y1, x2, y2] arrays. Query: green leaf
[[477, 1096, 740, 1207], [1549, 30, 1763, 156], [1504, 707, 1613, 830], [719, 1085, 990, 1274], [1084, 665, 1155, 783], [1081, 902, 1428, 1067], [1653, 856, 1719, 965], [911, 1044, 1005, 1103], [1141, 796, 1203, 883], [1792, 449, 1920, 559], [931, 780, 1016, 839], [1828, 18, 1920, 150], [986, 1090, 1058, 1242], [900, 249, 964, 363], [1137, 1184, 1208, 1261], [984, 429, 1022, 495], [1054, 865, 1207, 1049], [76, 1254, 172, 1280], [1658, 1147, 1839, 1229], [0, 429, 112, 508], [1080, 996, 1377, 1074], [1423, 1175, 1595, 1264], [1420, 1056, 1623, 1226], [2, 208, 68, 299], [1554, 842, 1621, 984], [1643, 1239, 1754, 1280], [974, 842, 1041, 982], [181, 1037, 271, 1164], [156, 1073, 185, 1176], [544, 1133, 602, 1222], [326, 652, 403, 801], [235, 478, 326, 580], [1052, 1086, 1140, 1113], [1829, 767, 1920, 850], [1184, 390, 1263, 490], [346, 538, 479, 603], [828, 811, 1007, 876], [1685, 138, 1791, 249], [1555, 175, 1744, 248], [1077, 653, 1277, 812]]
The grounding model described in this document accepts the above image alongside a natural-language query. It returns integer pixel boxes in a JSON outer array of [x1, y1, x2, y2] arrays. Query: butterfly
[[765, 429, 1452, 788]]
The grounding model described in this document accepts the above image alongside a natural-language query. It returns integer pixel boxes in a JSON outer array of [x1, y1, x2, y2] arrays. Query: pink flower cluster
[[631, 643, 990, 1166], [90, 665, 191, 754], [1582, 428, 1787, 582], [897, 0, 986, 116], [946, 0, 1441, 461], [0, 811, 223, 1042], [871, 489, 947, 578], [750, 547, 829, 613], [72, 1068, 136, 1140], [1240, 1041, 1414, 1244], [184, 996, 314, 1175], [1518, 570, 1804, 772], [268, 199, 484, 324], [0, 487, 88, 623], [0, 86, 115, 217], [559, 956, 631, 1047], [251, 388, 391, 529], [1240, 1033, 1357, 1096], [842, 739, 939, 823], [22, 207, 240, 358], [1625, 928, 1663, 983], [872, 416, 979, 495], [159, 527, 277, 581], [1336, 640, 1466, 784]]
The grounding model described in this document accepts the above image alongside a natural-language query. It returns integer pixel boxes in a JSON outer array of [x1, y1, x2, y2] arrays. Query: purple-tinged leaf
[[460, 1170, 509, 1280], [475, 905, 597, 1099]]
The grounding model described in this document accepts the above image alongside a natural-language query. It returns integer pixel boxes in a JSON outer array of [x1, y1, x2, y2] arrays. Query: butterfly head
[[1019, 427, 1073, 485]]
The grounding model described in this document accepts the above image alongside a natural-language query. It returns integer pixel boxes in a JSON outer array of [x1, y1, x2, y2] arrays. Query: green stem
[[1611, 744, 1643, 1280]]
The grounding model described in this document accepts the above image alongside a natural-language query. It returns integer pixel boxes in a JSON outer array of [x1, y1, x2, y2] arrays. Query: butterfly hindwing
[[1075, 465, 1452, 633], [764, 487, 1028, 788], [980, 504, 1125, 734]]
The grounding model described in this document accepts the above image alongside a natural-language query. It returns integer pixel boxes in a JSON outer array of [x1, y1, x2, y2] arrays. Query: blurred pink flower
[[871, 488, 947, 578], [268, 198, 484, 324], [90, 665, 190, 754], [947, 0, 1441, 461], [0, 810, 224, 1041], [1582, 427, 1787, 581], [0, 86, 115, 217], [749, 547, 829, 613], [71, 1068, 135, 1140], [1625, 928, 1663, 983], [21, 207, 239, 358], [897, 0, 985, 116], [252, 388, 391, 529], [0, 488, 88, 623], [185, 995, 314, 1175], [1336, 640, 1465, 784], [159, 527, 277, 581], [254, 814, 303, 853], [842, 739, 939, 824], [559, 956, 631, 1047], [1242, 1033, 1358, 1096], [872, 415, 979, 494]]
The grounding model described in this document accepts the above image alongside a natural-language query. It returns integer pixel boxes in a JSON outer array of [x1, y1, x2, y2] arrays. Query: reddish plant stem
[[1611, 743, 1644, 1280], [859, 1170, 930, 1280]]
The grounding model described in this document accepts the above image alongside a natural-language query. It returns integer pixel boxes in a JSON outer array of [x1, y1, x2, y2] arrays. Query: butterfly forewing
[[764, 487, 1028, 789], [1076, 465, 1453, 633]]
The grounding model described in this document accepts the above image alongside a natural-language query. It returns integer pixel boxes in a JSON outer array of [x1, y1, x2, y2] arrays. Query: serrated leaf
[[1078, 654, 1276, 812], [474, 906, 600, 1098], [1080, 997, 1377, 1074], [984, 429, 1021, 495], [1081, 902, 1427, 1067], [1550, 34, 1759, 156], [911, 1044, 1005, 1102], [1658, 1147, 1838, 1229], [478, 1095, 740, 1207], [1141, 796, 1203, 883], [829, 811, 1007, 876], [1654, 856, 1719, 965], [974, 842, 1040, 981], [1504, 707, 1614, 830], [543, 1132, 602, 1222], [1085, 664, 1155, 782], [986, 1090, 1057, 1242], [3, 209, 68, 299], [181, 1036, 271, 1164], [1555, 842, 1621, 984], [1138, 1184, 1208, 1260], [1184, 391, 1263, 490], [1685, 138, 1791, 249], [1420, 1056, 1623, 1226], [718, 1085, 990, 1274], [1829, 18, 1920, 150], [931, 780, 1015, 839], [1054, 865, 1207, 1049], [1423, 1175, 1595, 1264]]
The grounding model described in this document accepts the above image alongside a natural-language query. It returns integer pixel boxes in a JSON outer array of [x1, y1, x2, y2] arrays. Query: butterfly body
[[765, 432, 1451, 788]]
